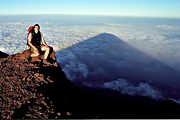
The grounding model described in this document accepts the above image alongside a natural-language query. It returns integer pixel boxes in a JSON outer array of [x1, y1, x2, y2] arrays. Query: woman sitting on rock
[[27, 24, 50, 64]]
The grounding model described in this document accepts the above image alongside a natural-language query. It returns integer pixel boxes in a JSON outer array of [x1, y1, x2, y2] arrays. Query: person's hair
[[34, 24, 40, 29]]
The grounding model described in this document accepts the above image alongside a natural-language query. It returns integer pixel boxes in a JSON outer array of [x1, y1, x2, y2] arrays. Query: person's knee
[[46, 46, 50, 52], [41, 46, 50, 51]]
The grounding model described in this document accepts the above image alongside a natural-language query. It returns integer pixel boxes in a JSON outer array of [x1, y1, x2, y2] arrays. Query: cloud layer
[[102, 79, 164, 100], [85, 79, 164, 100], [0, 15, 180, 101]]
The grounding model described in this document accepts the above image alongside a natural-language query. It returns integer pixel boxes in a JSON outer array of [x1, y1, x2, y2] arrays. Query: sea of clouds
[[0, 15, 180, 101]]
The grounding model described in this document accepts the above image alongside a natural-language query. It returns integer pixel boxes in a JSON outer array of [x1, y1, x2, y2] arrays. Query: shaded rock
[[0, 51, 8, 58]]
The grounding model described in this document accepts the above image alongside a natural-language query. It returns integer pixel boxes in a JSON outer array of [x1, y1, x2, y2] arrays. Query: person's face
[[34, 26, 39, 33]]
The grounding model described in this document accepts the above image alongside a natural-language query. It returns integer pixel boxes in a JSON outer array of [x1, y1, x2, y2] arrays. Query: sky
[[0, 0, 179, 18]]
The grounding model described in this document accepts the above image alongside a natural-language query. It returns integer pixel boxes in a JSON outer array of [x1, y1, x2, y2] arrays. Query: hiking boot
[[43, 59, 51, 65]]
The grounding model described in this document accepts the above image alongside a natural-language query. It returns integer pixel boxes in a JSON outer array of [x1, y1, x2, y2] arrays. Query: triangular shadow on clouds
[[56, 33, 180, 98]]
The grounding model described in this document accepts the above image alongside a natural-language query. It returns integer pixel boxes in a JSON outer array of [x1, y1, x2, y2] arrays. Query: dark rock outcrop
[[0, 51, 8, 58], [0, 49, 180, 119]]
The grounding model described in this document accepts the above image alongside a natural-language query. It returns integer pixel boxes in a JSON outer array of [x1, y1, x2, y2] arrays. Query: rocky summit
[[0, 49, 180, 119], [0, 49, 72, 119]]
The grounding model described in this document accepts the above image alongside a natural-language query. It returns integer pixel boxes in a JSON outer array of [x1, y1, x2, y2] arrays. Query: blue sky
[[0, 0, 179, 18]]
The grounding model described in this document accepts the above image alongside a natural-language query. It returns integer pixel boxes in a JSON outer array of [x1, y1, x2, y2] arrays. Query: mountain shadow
[[56, 33, 180, 99]]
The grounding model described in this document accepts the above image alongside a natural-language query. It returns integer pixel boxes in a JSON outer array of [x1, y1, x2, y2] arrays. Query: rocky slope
[[0, 50, 180, 119], [0, 49, 72, 119]]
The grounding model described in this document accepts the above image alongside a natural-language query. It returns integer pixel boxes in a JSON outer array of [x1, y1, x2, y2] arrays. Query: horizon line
[[0, 13, 179, 19]]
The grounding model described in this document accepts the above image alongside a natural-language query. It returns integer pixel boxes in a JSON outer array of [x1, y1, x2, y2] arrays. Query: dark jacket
[[29, 31, 42, 49]]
